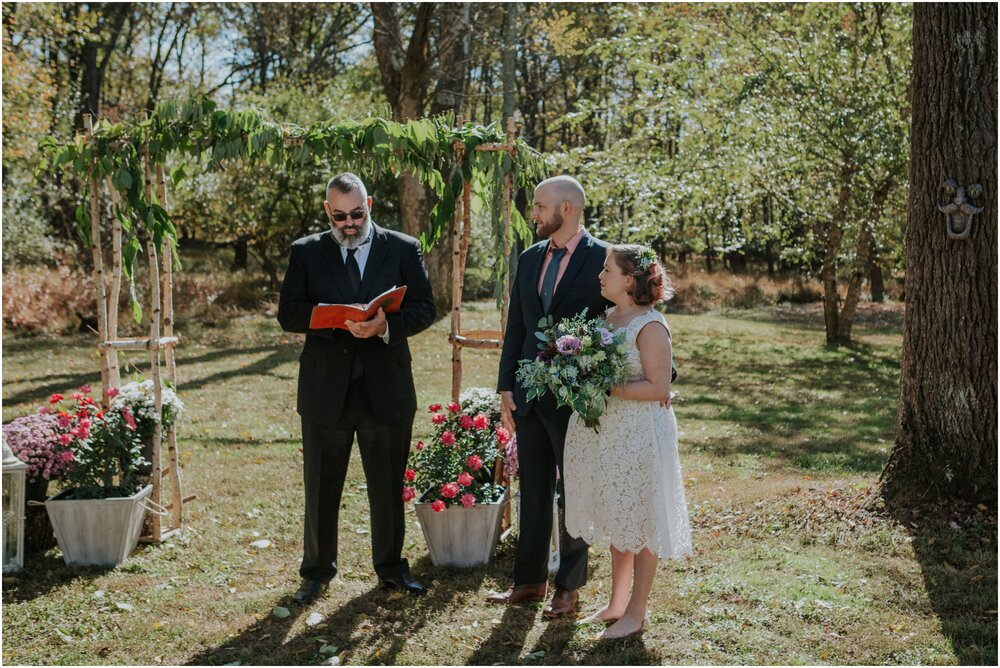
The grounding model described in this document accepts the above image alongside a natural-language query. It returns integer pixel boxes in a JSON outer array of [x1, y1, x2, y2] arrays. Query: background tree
[[879, 3, 997, 505]]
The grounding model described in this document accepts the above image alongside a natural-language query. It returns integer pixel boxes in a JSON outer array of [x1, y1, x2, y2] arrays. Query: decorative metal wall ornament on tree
[[40, 98, 548, 540], [937, 179, 984, 240]]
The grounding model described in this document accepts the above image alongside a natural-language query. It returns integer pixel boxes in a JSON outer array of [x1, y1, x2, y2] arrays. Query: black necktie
[[345, 248, 362, 301], [345, 248, 364, 380], [540, 247, 567, 313]]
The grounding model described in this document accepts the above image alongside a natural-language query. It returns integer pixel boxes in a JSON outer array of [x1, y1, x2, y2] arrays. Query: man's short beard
[[536, 210, 563, 239], [331, 216, 372, 248]]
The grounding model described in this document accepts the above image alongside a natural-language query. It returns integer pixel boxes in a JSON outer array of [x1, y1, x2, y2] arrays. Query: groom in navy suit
[[490, 176, 611, 617], [278, 173, 436, 604]]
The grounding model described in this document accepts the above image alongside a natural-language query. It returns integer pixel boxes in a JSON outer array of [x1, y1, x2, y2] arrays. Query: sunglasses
[[329, 208, 366, 223]]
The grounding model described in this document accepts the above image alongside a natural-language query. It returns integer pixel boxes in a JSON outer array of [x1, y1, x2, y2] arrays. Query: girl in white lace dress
[[564, 244, 692, 640]]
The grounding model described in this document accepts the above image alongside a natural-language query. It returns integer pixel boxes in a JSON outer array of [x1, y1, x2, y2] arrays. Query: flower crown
[[634, 247, 658, 273]]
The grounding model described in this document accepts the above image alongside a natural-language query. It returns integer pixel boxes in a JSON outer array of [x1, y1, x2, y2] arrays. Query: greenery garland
[[38, 96, 548, 318]]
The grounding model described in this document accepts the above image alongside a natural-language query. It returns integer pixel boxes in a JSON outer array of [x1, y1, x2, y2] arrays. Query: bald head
[[536, 175, 586, 212], [531, 175, 587, 241]]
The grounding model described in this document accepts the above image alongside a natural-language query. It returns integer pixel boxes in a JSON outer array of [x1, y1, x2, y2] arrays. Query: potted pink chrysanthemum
[[404, 387, 510, 567]]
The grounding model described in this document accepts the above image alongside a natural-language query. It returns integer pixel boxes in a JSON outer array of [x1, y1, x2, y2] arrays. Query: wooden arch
[[51, 101, 545, 542]]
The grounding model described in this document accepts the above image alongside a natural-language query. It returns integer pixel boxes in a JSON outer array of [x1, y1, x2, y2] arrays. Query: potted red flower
[[39, 387, 151, 566], [404, 388, 511, 567]]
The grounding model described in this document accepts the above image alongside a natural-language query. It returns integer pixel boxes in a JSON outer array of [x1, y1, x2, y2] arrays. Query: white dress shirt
[[338, 223, 389, 343]]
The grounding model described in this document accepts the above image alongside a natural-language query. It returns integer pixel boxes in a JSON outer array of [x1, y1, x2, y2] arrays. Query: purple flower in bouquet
[[504, 435, 519, 478], [555, 335, 582, 356], [516, 312, 630, 430]]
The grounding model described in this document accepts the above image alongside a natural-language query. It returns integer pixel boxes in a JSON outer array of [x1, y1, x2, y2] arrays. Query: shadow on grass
[[465, 603, 539, 665], [186, 554, 495, 666], [2, 345, 295, 410], [679, 340, 899, 474], [184, 591, 309, 666], [906, 505, 998, 665], [725, 303, 905, 335], [2, 551, 116, 603], [182, 347, 298, 391], [2, 371, 103, 408]]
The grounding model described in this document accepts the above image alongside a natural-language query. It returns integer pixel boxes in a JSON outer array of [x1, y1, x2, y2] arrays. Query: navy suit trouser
[[513, 397, 589, 590]]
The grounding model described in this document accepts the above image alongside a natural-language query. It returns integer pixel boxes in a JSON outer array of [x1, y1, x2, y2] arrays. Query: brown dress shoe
[[542, 587, 579, 618], [485, 582, 547, 605]]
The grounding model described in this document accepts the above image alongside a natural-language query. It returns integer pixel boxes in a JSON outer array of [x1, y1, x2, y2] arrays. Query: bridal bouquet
[[516, 313, 630, 430]]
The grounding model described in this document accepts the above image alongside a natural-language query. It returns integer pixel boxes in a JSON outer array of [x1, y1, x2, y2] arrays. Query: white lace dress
[[563, 308, 692, 558]]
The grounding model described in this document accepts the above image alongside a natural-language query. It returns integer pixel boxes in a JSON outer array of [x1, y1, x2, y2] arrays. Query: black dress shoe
[[293, 578, 328, 605], [379, 572, 428, 595]]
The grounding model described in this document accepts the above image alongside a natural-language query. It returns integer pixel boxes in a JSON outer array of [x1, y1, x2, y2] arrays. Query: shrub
[[2, 266, 96, 333], [724, 283, 774, 309]]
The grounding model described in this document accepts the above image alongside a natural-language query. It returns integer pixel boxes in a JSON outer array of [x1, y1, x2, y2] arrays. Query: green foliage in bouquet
[[516, 313, 631, 430]]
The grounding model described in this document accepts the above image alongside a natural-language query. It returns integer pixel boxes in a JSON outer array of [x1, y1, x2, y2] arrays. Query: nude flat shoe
[[598, 619, 647, 641], [576, 612, 620, 627]]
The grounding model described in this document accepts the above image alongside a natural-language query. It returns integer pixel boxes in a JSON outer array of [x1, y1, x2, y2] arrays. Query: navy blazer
[[277, 225, 436, 424], [497, 231, 612, 416]]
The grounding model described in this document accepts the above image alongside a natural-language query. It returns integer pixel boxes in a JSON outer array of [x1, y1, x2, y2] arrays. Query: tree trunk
[[819, 161, 855, 344], [372, 2, 460, 314], [424, 3, 470, 312], [501, 2, 518, 122], [73, 3, 132, 132], [879, 3, 997, 505], [231, 236, 248, 272], [869, 259, 885, 302], [837, 180, 891, 342]]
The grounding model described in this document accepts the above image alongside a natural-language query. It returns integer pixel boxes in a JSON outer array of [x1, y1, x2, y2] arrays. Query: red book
[[309, 285, 407, 330]]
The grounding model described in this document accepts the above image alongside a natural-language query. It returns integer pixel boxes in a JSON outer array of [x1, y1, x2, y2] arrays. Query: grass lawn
[[2, 302, 995, 665]]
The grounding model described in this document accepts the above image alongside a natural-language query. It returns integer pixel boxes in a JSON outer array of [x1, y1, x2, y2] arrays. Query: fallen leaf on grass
[[386, 592, 405, 602], [52, 625, 74, 644], [524, 650, 546, 661], [319, 644, 338, 657], [273, 606, 291, 619]]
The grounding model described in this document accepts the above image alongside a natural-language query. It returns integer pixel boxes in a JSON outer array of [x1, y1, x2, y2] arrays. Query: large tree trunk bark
[[373, 2, 463, 314], [424, 3, 470, 313], [879, 3, 997, 505]]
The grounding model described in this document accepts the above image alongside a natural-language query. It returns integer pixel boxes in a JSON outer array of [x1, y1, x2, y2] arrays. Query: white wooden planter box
[[415, 487, 508, 567], [45, 484, 152, 566]]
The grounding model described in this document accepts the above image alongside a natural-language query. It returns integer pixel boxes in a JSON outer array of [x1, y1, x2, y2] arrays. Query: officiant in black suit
[[490, 175, 611, 617], [277, 172, 436, 604]]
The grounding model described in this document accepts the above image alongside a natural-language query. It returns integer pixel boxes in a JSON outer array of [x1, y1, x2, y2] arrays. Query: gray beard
[[331, 217, 372, 249]]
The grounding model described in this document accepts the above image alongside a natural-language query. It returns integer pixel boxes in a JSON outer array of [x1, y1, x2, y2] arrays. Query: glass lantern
[[2, 435, 27, 573]]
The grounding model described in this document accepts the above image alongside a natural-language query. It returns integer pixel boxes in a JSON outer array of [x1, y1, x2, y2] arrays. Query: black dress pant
[[513, 396, 589, 590], [299, 377, 413, 581]]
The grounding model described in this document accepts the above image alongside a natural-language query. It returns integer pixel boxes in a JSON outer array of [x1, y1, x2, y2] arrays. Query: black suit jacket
[[277, 225, 436, 424], [497, 231, 612, 417]]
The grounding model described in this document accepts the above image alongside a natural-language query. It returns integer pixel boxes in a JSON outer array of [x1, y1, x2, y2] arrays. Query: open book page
[[308, 285, 407, 330]]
